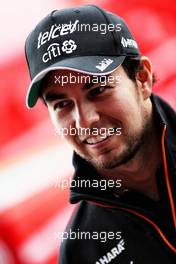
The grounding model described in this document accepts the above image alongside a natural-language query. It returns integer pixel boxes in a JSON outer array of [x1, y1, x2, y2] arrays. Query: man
[[25, 5, 176, 263]]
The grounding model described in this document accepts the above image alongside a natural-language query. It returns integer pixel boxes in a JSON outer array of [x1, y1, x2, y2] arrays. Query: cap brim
[[26, 55, 126, 108]]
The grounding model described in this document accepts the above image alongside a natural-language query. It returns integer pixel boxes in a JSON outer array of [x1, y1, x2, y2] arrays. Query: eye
[[88, 86, 106, 97], [54, 100, 72, 111]]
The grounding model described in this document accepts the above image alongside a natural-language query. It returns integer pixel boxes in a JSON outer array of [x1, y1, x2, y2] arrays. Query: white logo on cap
[[37, 20, 79, 49], [96, 58, 114, 72], [42, 39, 77, 63], [121, 37, 138, 49], [42, 43, 61, 63], [61, 40, 77, 54]]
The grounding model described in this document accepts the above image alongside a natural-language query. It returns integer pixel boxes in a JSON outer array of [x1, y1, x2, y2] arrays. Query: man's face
[[42, 65, 151, 170]]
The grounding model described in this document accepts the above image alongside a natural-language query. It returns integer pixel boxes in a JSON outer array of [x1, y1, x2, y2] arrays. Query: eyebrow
[[81, 75, 111, 90], [81, 77, 97, 90], [44, 92, 67, 103]]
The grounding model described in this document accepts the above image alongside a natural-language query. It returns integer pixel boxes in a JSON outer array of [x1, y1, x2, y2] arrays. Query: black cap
[[25, 5, 140, 108]]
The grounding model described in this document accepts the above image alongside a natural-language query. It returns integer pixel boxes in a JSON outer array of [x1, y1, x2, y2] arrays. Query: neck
[[98, 114, 162, 201]]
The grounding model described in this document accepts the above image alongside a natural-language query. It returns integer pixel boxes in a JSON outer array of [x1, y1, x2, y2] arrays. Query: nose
[[74, 102, 100, 130]]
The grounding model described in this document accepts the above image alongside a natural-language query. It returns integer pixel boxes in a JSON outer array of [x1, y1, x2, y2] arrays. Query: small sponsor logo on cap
[[96, 58, 114, 72], [121, 37, 138, 49], [37, 20, 79, 49], [42, 39, 77, 63]]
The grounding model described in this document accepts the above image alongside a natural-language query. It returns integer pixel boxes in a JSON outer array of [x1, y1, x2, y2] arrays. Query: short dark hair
[[122, 56, 156, 84]]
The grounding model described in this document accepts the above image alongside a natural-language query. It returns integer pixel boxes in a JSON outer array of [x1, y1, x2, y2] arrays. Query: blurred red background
[[0, 0, 176, 263]]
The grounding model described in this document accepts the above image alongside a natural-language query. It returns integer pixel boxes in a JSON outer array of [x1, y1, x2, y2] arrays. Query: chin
[[75, 142, 132, 169], [90, 145, 137, 170], [89, 149, 121, 170]]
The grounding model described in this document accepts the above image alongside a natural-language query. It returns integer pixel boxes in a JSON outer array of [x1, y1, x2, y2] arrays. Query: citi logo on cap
[[121, 37, 138, 49], [42, 40, 77, 63]]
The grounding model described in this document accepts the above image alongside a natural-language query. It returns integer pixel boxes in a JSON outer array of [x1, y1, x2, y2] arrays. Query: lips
[[84, 134, 110, 145], [82, 127, 118, 145]]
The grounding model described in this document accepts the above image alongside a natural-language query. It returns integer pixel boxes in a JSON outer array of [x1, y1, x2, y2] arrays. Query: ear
[[136, 56, 153, 100]]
